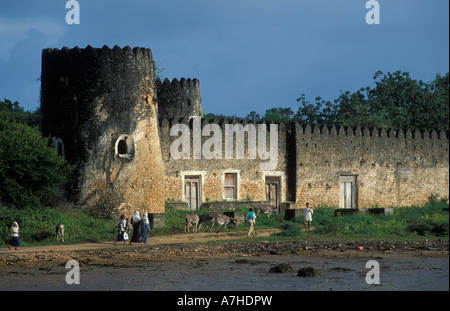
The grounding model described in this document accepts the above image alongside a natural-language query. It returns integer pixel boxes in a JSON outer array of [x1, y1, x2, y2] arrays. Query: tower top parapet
[[156, 77, 202, 119]]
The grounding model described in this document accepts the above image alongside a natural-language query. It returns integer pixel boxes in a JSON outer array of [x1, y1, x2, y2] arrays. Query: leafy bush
[[0, 118, 73, 209], [407, 214, 449, 236]]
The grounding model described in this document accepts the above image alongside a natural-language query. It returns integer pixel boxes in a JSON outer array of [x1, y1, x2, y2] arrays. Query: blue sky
[[0, 0, 448, 117]]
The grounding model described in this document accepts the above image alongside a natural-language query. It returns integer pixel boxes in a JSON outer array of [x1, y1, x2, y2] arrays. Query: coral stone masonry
[[40, 45, 449, 223]]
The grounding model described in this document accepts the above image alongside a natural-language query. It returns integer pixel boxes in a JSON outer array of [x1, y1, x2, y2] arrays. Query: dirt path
[[0, 228, 280, 255]]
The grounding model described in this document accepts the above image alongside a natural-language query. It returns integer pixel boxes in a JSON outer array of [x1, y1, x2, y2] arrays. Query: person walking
[[114, 214, 128, 246], [139, 212, 150, 245], [8, 222, 20, 250], [130, 211, 141, 245], [246, 208, 257, 237], [304, 202, 314, 231]]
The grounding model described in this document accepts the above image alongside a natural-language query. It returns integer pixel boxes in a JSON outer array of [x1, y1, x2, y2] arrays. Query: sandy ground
[[0, 229, 448, 272], [0, 229, 278, 255]]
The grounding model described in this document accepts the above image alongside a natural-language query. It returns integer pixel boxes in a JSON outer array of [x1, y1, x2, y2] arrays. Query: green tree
[[261, 107, 294, 125], [0, 98, 40, 128], [296, 71, 449, 132], [245, 111, 261, 122], [0, 117, 72, 209], [355, 71, 449, 131], [295, 95, 336, 125]]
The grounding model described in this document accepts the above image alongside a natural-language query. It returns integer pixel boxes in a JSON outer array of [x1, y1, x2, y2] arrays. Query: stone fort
[[40, 45, 449, 226]]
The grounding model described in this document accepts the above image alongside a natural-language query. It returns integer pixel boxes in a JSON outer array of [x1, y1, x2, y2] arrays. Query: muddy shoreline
[[1, 240, 448, 271]]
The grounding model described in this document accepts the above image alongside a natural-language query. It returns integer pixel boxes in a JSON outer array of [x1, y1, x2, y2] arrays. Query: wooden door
[[339, 175, 357, 209], [265, 177, 280, 210], [339, 182, 353, 209], [185, 177, 200, 211]]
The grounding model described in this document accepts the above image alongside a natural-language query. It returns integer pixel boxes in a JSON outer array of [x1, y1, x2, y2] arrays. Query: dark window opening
[[118, 139, 128, 155], [52, 137, 64, 156], [115, 135, 134, 159]]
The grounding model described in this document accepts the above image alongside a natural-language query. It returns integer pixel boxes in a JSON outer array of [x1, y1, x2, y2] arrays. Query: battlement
[[156, 77, 200, 89], [158, 118, 447, 141], [41, 45, 155, 116], [156, 77, 202, 120], [295, 123, 448, 140], [42, 45, 152, 60]]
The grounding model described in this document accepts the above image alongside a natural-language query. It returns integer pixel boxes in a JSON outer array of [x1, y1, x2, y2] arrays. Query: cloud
[[0, 16, 67, 61]]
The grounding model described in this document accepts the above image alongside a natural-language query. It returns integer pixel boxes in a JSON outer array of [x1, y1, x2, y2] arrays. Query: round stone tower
[[40, 45, 165, 221], [156, 77, 203, 120]]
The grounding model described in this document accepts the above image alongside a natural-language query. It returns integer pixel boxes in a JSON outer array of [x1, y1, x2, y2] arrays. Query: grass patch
[[0, 205, 115, 246], [311, 200, 449, 239], [0, 199, 448, 247]]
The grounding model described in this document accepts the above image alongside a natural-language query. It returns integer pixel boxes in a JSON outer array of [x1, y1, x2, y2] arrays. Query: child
[[8, 222, 20, 250]]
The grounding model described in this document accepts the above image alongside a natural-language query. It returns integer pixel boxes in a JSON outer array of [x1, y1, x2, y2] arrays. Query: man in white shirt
[[304, 202, 313, 232]]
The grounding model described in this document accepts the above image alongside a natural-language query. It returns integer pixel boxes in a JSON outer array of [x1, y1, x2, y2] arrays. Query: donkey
[[184, 214, 200, 234], [198, 212, 221, 232], [254, 204, 277, 218], [56, 223, 65, 242], [214, 213, 239, 233], [199, 212, 238, 233]]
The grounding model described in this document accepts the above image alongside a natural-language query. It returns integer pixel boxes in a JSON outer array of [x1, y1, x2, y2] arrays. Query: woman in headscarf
[[8, 222, 20, 250], [114, 214, 128, 246], [130, 211, 141, 245], [140, 212, 151, 245]]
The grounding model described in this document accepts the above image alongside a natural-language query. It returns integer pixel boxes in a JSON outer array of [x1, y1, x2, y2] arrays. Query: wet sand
[[0, 234, 448, 291], [0, 253, 448, 291]]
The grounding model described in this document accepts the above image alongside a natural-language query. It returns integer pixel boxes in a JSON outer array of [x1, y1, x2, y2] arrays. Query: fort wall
[[158, 118, 292, 208], [294, 124, 449, 208], [40, 45, 165, 217], [40, 45, 449, 217], [158, 117, 448, 210]]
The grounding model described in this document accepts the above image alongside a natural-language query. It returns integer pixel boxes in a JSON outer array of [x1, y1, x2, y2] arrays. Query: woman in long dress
[[8, 222, 20, 250], [140, 212, 151, 245], [130, 211, 141, 244]]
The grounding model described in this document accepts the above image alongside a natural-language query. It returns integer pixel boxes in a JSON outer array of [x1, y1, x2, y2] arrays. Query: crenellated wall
[[294, 124, 449, 208], [158, 117, 449, 209], [156, 77, 202, 120]]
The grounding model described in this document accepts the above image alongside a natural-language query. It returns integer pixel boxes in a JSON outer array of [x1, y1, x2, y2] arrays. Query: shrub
[[406, 214, 449, 236], [0, 118, 73, 209]]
